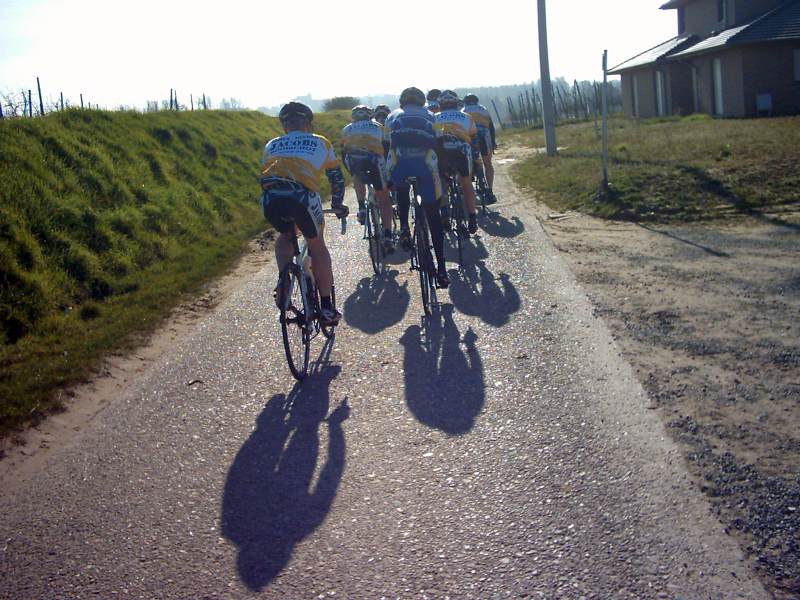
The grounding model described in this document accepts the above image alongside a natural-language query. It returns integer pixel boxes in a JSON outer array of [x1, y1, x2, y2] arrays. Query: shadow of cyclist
[[221, 366, 347, 592], [479, 211, 525, 238], [343, 270, 410, 334], [448, 260, 521, 328], [399, 305, 485, 435]]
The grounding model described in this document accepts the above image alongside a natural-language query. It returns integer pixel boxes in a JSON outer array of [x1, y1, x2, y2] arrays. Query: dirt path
[[513, 156, 800, 597], [0, 162, 769, 598]]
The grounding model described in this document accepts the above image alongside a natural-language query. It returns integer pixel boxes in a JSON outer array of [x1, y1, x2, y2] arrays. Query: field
[[507, 114, 800, 222], [0, 109, 349, 435]]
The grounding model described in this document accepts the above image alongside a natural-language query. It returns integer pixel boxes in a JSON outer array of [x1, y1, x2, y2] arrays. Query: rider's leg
[[460, 175, 477, 215], [275, 231, 296, 271], [376, 189, 393, 231], [396, 185, 411, 232], [305, 223, 334, 299], [482, 155, 495, 189], [354, 175, 366, 208]]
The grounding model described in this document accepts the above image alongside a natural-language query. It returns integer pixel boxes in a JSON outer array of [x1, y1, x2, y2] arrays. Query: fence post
[[174, 90, 179, 110], [0, 103, 4, 119], [60, 92, 64, 111], [80, 94, 84, 109], [28, 90, 32, 117], [36, 77, 44, 115], [490, 99, 503, 130], [601, 49, 610, 192], [190, 94, 194, 111]]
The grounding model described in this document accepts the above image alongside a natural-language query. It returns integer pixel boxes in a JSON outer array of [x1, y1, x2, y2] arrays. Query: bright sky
[[0, 0, 676, 109]]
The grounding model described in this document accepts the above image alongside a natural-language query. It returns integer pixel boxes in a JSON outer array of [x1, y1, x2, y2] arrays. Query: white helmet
[[351, 105, 373, 121]]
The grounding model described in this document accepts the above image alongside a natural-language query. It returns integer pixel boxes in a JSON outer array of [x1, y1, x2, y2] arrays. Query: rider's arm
[[326, 166, 345, 207]]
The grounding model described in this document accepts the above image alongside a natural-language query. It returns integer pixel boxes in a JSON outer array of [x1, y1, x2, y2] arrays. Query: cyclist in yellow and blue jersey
[[463, 94, 497, 203], [386, 86, 449, 288], [434, 90, 480, 234], [341, 105, 395, 254], [260, 102, 349, 326], [426, 89, 442, 114]]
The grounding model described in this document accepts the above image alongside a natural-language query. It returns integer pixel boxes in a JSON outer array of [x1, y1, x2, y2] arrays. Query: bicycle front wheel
[[279, 264, 310, 380]]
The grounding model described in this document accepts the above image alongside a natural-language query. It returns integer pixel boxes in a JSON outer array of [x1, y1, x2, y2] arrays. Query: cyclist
[[341, 105, 395, 254], [386, 86, 449, 288], [426, 89, 442, 114], [463, 94, 497, 203], [373, 104, 391, 127], [434, 90, 479, 234], [260, 102, 349, 326]]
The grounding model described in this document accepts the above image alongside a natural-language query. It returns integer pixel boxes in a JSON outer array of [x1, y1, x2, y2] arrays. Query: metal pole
[[602, 50, 610, 190], [36, 77, 44, 115], [538, 0, 557, 156]]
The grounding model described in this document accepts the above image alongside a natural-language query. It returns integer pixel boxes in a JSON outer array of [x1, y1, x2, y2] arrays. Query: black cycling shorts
[[260, 179, 324, 239], [346, 153, 387, 191], [438, 138, 472, 179]]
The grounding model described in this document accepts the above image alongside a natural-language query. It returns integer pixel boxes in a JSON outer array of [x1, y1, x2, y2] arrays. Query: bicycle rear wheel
[[279, 264, 310, 380], [367, 199, 383, 275], [413, 202, 436, 316]]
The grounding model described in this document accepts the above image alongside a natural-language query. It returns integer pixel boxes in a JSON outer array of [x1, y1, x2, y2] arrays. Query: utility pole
[[601, 49, 610, 193], [537, 0, 557, 156]]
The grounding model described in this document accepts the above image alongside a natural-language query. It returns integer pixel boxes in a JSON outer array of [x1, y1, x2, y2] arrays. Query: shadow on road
[[400, 304, 485, 435], [221, 365, 347, 592], [478, 211, 525, 238], [343, 270, 410, 334], [448, 257, 521, 328]]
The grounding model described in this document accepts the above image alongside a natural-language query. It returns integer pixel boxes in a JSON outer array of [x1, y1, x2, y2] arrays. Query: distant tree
[[323, 96, 360, 111], [219, 98, 245, 111]]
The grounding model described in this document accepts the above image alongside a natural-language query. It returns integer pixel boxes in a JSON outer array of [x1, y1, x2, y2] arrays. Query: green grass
[[0, 108, 349, 435], [506, 114, 800, 221]]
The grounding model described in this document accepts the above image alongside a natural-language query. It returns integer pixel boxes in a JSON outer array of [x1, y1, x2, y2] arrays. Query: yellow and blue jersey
[[260, 131, 340, 194], [341, 120, 387, 157], [463, 103, 493, 130], [434, 109, 478, 144]]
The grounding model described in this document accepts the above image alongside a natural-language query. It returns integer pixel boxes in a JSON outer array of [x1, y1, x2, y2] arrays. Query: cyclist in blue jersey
[[386, 86, 449, 288], [463, 94, 497, 203]]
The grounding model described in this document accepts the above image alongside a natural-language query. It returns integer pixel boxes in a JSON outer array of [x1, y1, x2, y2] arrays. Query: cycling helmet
[[399, 87, 426, 107], [427, 89, 441, 102], [278, 101, 314, 125], [438, 89, 459, 109], [373, 104, 391, 120], [351, 105, 373, 121], [464, 94, 479, 106]]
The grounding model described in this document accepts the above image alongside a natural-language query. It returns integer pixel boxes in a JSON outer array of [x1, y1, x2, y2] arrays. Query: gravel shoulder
[[518, 156, 800, 597]]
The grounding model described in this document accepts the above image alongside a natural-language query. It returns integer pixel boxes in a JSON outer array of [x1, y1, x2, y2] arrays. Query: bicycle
[[363, 184, 389, 275], [443, 171, 469, 268], [473, 164, 492, 214], [406, 177, 438, 317], [277, 210, 347, 381]]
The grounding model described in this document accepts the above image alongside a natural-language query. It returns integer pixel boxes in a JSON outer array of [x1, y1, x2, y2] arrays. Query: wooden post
[[490, 99, 503, 130], [174, 90, 178, 110], [602, 50, 610, 191], [190, 94, 194, 111], [537, 0, 557, 155], [80, 94, 84, 109], [28, 90, 32, 117], [0, 103, 4, 119], [60, 92, 64, 111], [36, 77, 44, 115]]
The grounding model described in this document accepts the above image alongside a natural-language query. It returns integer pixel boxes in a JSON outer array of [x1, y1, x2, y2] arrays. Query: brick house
[[609, 0, 800, 117]]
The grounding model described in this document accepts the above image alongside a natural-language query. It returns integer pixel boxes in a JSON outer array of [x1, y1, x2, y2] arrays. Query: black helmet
[[426, 89, 441, 102], [438, 89, 459, 109], [399, 87, 426, 107], [278, 101, 313, 124], [464, 94, 479, 106]]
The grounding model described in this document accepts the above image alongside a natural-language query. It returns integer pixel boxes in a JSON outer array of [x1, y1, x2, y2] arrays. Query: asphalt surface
[[0, 161, 768, 599]]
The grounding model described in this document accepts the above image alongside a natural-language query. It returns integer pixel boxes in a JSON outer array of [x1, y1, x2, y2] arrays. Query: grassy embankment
[[0, 109, 349, 436], [506, 114, 800, 221]]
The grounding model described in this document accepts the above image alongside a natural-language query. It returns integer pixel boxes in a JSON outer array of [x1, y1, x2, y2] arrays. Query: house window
[[656, 71, 667, 116], [713, 58, 724, 115], [717, 0, 727, 25], [795, 48, 800, 81], [678, 7, 686, 34]]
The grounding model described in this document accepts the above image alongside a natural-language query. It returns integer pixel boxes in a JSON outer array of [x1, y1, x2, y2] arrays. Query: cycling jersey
[[385, 105, 443, 203], [463, 103, 492, 129], [260, 131, 345, 201], [341, 119, 387, 157], [434, 109, 478, 144]]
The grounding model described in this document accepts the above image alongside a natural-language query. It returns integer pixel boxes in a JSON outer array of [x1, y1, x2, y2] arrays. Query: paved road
[[0, 158, 766, 598]]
